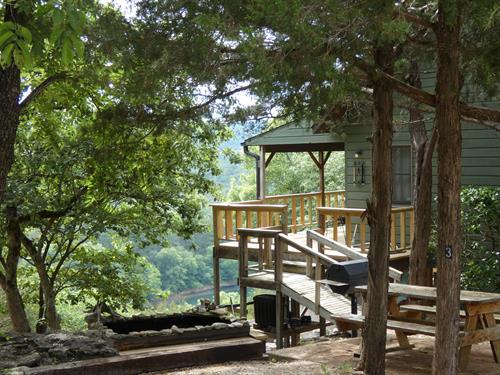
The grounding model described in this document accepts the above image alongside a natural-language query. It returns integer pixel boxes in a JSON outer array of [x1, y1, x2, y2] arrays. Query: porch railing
[[317, 206, 414, 253], [211, 190, 346, 245]]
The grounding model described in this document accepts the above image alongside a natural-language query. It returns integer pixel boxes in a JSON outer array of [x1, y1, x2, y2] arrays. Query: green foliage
[[228, 148, 345, 201], [0, 1, 86, 68], [460, 186, 500, 292]]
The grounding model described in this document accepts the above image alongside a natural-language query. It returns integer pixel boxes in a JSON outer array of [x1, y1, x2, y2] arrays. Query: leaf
[[49, 26, 64, 45], [18, 26, 32, 44], [52, 8, 65, 27], [13, 47, 23, 66], [0, 22, 16, 33], [61, 38, 73, 66], [16, 39, 32, 68], [68, 10, 85, 32], [0, 43, 14, 67], [69, 34, 84, 58], [0, 30, 15, 49]]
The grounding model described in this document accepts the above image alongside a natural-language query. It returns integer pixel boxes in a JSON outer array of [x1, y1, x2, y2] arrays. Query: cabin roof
[[243, 121, 345, 152]]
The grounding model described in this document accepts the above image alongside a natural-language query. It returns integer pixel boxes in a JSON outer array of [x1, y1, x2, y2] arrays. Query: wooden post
[[238, 234, 248, 319], [315, 255, 321, 314], [275, 234, 284, 349], [213, 250, 220, 305], [319, 151, 325, 207], [291, 299, 300, 346], [259, 146, 266, 199], [400, 211, 406, 249], [346, 214, 352, 247]]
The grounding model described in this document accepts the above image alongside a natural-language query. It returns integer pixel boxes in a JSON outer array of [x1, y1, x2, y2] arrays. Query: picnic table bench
[[331, 283, 500, 370]]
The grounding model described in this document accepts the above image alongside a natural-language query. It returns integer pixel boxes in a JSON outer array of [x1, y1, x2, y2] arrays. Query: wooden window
[[392, 146, 412, 204]]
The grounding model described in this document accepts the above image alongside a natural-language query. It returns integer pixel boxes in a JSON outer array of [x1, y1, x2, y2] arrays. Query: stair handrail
[[306, 230, 403, 282], [276, 233, 339, 315]]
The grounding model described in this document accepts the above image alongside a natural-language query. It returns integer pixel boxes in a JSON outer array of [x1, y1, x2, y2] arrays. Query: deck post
[[213, 248, 220, 305], [238, 233, 248, 319], [319, 151, 325, 207], [291, 299, 300, 346], [259, 146, 266, 199], [275, 234, 284, 349]]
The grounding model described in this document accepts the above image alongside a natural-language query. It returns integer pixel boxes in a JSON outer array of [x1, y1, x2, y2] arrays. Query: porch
[[211, 190, 414, 304]]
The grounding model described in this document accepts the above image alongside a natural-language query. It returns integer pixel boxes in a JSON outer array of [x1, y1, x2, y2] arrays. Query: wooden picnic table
[[355, 283, 500, 370]]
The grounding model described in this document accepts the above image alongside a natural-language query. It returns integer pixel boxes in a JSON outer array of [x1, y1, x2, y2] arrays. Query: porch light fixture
[[354, 150, 362, 158]]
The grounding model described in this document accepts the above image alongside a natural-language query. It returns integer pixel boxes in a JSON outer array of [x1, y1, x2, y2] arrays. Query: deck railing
[[211, 190, 346, 245], [317, 206, 414, 252]]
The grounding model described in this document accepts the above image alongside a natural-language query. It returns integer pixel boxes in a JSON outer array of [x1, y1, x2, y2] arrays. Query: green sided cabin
[[210, 68, 500, 304]]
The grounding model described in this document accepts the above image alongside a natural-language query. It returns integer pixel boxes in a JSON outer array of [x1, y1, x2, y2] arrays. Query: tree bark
[[0, 3, 21, 203], [407, 60, 436, 287], [0, 207, 31, 333], [359, 44, 394, 375], [21, 234, 61, 331], [432, 2, 462, 374]]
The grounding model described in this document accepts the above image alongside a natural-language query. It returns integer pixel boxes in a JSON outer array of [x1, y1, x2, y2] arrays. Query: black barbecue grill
[[326, 259, 369, 337]]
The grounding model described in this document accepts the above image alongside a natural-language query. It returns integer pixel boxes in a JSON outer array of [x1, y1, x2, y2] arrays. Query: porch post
[[319, 151, 325, 206], [259, 146, 266, 199]]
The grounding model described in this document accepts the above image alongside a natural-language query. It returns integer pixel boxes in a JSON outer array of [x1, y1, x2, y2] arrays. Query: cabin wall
[[344, 69, 500, 209]]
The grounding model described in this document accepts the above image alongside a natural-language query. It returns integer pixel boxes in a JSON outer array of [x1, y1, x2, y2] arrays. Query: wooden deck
[[240, 271, 352, 322], [216, 227, 411, 264]]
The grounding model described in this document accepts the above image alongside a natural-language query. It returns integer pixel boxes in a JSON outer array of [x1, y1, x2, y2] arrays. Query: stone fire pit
[[101, 312, 250, 351]]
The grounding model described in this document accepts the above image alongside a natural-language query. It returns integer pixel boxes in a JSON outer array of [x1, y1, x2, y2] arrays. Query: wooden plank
[[213, 208, 224, 247], [400, 304, 500, 322], [236, 211, 243, 239], [356, 284, 500, 304], [360, 222, 366, 252], [345, 214, 352, 247], [409, 209, 415, 245], [400, 211, 406, 249], [237, 228, 281, 238], [308, 197, 313, 225], [211, 203, 287, 213], [245, 210, 252, 228], [391, 213, 396, 250], [460, 325, 500, 347], [465, 301, 500, 315], [291, 197, 297, 233], [24, 337, 265, 375], [225, 210, 233, 239], [113, 326, 251, 351], [300, 196, 305, 226], [483, 313, 500, 363]]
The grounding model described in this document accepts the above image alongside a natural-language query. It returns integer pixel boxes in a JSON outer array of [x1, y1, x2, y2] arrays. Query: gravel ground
[[145, 359, 355, 375]]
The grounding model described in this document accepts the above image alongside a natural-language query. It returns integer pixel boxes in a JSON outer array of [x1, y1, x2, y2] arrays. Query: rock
[[160, 329, 172, 335], [142, 330, 161, 336], [16, 352, 41, 367], [211, 322, 228, 330], [171, 325, 183, 334], [183, 327, 196, 333], [230, 322, 243, 328], [7, 366, 30, 375], [0, 331, 117, 371], [194, 325, 206, 331]]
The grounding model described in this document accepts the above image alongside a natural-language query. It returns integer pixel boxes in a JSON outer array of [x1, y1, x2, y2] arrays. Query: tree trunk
[[0, 3, 21, 203], [359, 44, 394, 375], [21, 235, 61, 331], [0, 207, 31, 333], [407, 60, 436, 287], [432, 2, 462, 374]]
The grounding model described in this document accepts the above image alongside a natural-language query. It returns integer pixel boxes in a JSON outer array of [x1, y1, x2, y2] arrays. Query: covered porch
[[212, 122, 414, 304]]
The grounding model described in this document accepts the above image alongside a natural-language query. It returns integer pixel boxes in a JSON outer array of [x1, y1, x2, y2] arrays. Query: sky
[[101, 0, 136, 17]]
